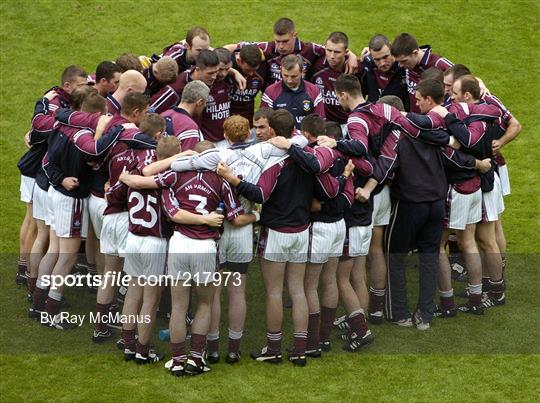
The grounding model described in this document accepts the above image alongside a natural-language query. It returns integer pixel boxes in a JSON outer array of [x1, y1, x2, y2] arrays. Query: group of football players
[[15, 17, 521, 375]]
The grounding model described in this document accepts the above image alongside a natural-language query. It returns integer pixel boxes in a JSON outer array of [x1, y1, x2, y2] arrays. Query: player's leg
[[118, 275, 142, 356], [207, 281, 223, 362], [436, 229, 456, 317], [368, 225, 387, 323], [495, 219, 507, 270], [225, 270, 246, 362], [18, 203, 37, 285], [319, 256, 339, 351], [94, 254, 123, 336], [304, 262, 323, 356], [457, 223, 484, 314], [286, 261, 308, 364], [30, 226, 59, 319], [476, 221, 505, 306], [136, 283, 164, 361], [349, 225, 372, 312], [169, 281, 190, 376], [28, 219, 49, 301]]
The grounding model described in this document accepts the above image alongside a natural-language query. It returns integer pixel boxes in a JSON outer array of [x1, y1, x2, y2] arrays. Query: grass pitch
[[1, 1, 539, 401]]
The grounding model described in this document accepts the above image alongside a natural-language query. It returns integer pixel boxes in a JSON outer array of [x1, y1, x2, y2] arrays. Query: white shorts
[[258, 227, 309, 263], [88, 194, 107, 239], [124, 233, 167, 278], [20, 175, 35, 203], [47, 187, 88, 238], [447, 188, 482, 230], [372, 185, 391, 226], [308, 219, 346, 264], [100, 212, 129, 256], [343, 225, 372, 257], [498, 164, 511, 196], [32, 186, 50, 225], [168, 231, 218, 285], [219, 221, 253, 264], [482, 175, 504, 222]]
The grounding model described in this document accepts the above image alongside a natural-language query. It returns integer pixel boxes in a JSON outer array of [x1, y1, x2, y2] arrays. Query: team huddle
[[16, 18, 521, 375]]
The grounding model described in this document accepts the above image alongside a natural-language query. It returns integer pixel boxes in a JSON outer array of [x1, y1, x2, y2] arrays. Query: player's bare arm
[[141, 150, 198, 176], [216, 162, 241, 186], [492, 116, 522, 153], [118, 173, 159, 190]]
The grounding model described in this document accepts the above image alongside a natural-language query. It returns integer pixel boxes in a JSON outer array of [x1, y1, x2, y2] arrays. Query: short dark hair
[[121, 92, 149, 115], [369, 34, 391, 52], [334, 74, 363, 97], [391, 33, 419, 57], [81, 92, 107, 114], [115, 53, 143, 72], [239, 45, 262, 68], [253, 107, 273, 122], [457, 75, 481, 100], [445, 64, 472, 80], [268, 109, 295, 138], [70, 85, 98, 111], [61, 65, 87, 86], [281, 54, 303, 71], [195, 49, 219, 70], [420, 67, 444, 83], [301, 114, 325, 137], [214, 48, 231, 65], [140, 113, 165, 136], [157, 136, 180, 160], [324, 121, 343, 139], [96, 61, 123, 82], [416, 78, 444, 104], [195, 140, 215, 153], [273, 17, 295, 35], [377, 95, 405, 112], [327, 32, 348, 48], [186, 26, 210, 46]]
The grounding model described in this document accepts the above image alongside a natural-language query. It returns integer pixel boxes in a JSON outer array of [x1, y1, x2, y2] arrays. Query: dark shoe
[[433, 305, 458, 318], [225, 352, 240, 364], [319, 341, 331, 352], [342, 330, 374, 352], [288, 353, 307, 366], [92, 328, 114, 343], [250, 346, 282, 364], [458, 303, 485, 315]]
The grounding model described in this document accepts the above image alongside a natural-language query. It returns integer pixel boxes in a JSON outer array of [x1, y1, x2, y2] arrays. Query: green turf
[[1, 0, 539, 401]]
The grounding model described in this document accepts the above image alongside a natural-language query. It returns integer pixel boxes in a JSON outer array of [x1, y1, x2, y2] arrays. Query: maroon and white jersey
[[447, 102, 504, 148], [161, 107, 202, 151], [199, 78, 233, 142], [31, 87, 71, 133], [106, 94, 121, 116], [405, 46, 453, 112], [161, 42, 193, 72], [149, 70, 190, 114], [230, 55, 265, 122], [481, 93, 513, 166], [309, 56, 363, 124], [126, 149, 173, 239], [104, 146, 135, 215], [155, 169, 243, 240], [260, 80, 325, 130], [238, 39, 325, 84]]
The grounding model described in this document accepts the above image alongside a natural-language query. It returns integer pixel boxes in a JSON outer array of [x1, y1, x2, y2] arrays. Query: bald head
[[118, 70, 147, 93]]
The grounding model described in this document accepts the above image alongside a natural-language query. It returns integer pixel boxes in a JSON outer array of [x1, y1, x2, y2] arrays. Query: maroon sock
[[488, 278, 505, 300], [349, 310, 368, 337], [228, 337, 241, 354], [94, 303, 110, 332], [121, 329, 136, 351], [440, 295, 455, 310], [482, 277, 491, 293], [45, 297, 61, 316], [292, 331, 307, 356], [469, 292, 483, 306], [306, 312, 320, 350], [319, 306, 336, 342], [136, 340, 149, 356], [207, 337, 219, 355], [18, 258, 27, 275], [189, 333, 207, 365], [369, 287, 385, 313], [170, 341, 186, 361], [266, 330, 282, 354], [27, 277, 37, 296], [32, 287, 48, 310]]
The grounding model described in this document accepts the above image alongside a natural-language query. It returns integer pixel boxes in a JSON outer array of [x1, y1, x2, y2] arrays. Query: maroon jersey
[[481, 93, 513, 165], [106, 94, 121, 115], [405, 46, 453, 112], [126, 149, 173, 238], [260, 80, 325, 130], [161, 107, 202, 151], [230, 55, 265, 122], [161, 42, 193, 72], [31, 87, 71, 132], [310, 56, 363, 124], [447, 102, 503, 148], [149, 70, 190, 114], [240, 39, 325, 84], [155, 169, 243, 240], [199, 78, 232, 142]]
